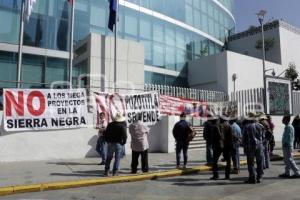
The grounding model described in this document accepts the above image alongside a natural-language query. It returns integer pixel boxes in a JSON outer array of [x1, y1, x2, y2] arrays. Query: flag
[[24, 0, 36, 21], [108, 0, 118, 31]]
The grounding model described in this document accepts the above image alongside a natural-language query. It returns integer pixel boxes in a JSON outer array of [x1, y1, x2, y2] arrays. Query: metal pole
[[114, 0, 118, 92], [17, 0, 25, 88], [259, 18, 267, 113], [69, 0, 75, 88]]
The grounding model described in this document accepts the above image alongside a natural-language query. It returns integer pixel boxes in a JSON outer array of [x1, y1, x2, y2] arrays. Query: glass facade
[[0, 0, 235, 88]]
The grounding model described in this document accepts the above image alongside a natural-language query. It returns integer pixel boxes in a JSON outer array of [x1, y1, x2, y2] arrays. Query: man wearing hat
[[258, 113, 271, 169], [243, 112, 264, 184], [104, 112, 127, 176], [211, 114, 233, 180]]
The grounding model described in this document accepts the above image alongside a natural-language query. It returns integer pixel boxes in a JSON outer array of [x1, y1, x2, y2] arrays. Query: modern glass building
[[0, 0, 235, 88]]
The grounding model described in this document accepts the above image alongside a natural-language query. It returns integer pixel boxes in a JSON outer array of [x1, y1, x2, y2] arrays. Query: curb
[[0, 162, 241, 196], [1, 152, 300, 197]]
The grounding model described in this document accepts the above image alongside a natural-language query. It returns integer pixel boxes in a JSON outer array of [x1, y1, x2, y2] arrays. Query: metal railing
[[144, 84, 228, 102], [293, 91, 300, 115], [230, 88, 265, 117]]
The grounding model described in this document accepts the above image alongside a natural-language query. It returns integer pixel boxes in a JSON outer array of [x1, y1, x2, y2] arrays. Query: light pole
[[256, 9, 267, 113]]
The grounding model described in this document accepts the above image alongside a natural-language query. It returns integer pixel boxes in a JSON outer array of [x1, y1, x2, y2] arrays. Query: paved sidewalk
[[0, 145, 294, 189], [0, 149, 208, 187]]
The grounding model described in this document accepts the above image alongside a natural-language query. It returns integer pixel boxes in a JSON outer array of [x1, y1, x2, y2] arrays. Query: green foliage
[[247, 25, 257, 32], [255, 37, 275, 52], [285, 63, 298, 81], [200, 46, 209, 56]]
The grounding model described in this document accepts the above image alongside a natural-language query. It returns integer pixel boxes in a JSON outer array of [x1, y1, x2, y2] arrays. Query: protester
[[279, 115, 300, 178], [211, 115, 233, 180], [96, 112, 107, 165], [243, 112, 264, 184], [173, 112, 193, 169], [266, 115, 275, 155], [258, 113, 271, 169], [129, 114, 150, 174], [292, 115, 300, 149], [203, 114, 214, 165], [104, 112, 127, 176], [229, 116, 242, 174]]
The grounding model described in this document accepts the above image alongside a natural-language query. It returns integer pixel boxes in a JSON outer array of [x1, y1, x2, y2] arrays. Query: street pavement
[[1, 158, 300, 200], [0, 149, 209, 187]]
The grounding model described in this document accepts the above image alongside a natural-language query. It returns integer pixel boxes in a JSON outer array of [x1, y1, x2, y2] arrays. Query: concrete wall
[[188, 52, 228, 92], [0, 108, 179, 162], [279, 26, 300, 72], [188, 51, 285, 94], [74, 33, 145, 93]]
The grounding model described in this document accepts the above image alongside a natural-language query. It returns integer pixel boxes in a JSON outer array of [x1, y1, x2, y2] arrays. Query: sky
[[233, 0, 300, 32]]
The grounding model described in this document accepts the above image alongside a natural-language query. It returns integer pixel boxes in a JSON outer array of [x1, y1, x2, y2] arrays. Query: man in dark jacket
[[203, 114, 215, 165], [243, 112, 264, 184], [104, 112, 127, 176], [173, 112, 192, 169], [211, 115, 233, 180]]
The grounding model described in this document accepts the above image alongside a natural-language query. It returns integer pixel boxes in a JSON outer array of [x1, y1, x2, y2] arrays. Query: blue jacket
[[282, 124, 294, 149]]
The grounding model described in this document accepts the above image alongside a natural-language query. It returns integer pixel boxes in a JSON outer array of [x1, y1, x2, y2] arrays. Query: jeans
[[176, 143, 189, 166], [283, 146, 300, 176], [212, 147, 231, 178], [246, 145, 263, 181], [131, 149, 149, 173], [105, 143, 123, 173], [231, 144, 240, 170], [96, 136, 107, 162], [263, 141, 270, 169], [206, 142, 213, 164]]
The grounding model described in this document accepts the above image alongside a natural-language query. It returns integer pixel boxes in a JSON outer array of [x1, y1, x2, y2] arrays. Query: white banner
[[3, 89, 88, 131], [95, 92, 160, 126]]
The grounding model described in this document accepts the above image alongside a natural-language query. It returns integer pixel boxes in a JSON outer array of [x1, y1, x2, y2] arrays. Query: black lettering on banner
[[58, 108, 67, 114], [47, 93, 51, 99], [34, 119, 41, 127], [73, 117, 79, 125], [18, 118, 25, 128], [41, 119, 47, 127], [80, 117, 86, 125], [72, 107, 77, 114], [7, 120, 13, 128], [66, 118, 72, 126], [26, 119, 33, 128]]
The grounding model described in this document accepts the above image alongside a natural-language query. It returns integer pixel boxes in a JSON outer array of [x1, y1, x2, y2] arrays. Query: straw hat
[[246, 112, 257, 120], [114, 112, 126, 122], [220, 114, 229, 121]]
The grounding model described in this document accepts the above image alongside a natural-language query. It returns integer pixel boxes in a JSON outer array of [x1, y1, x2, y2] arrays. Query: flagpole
[[114, 0, 118, 92], [17, 0, 25, 88], [69, 0, 75, 88]]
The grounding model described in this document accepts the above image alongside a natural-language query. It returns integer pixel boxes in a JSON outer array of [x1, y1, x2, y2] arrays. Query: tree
[[255, 37, 275, 59], [247, 25, 258, 32], [285, 62, 298, 81], [200, 46, 209, 56]]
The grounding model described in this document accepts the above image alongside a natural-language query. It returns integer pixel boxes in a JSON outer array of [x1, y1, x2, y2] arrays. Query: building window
[[0, 50, 17, 88]]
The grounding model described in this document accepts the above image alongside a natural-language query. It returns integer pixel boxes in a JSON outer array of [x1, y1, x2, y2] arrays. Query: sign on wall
[[3, 89, 88, 131], [95, 92, 160, 126], [266, 77, 292, 115]]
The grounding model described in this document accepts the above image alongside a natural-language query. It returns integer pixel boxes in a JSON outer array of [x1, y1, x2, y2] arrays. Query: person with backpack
[[173, 112, 194, 169]]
